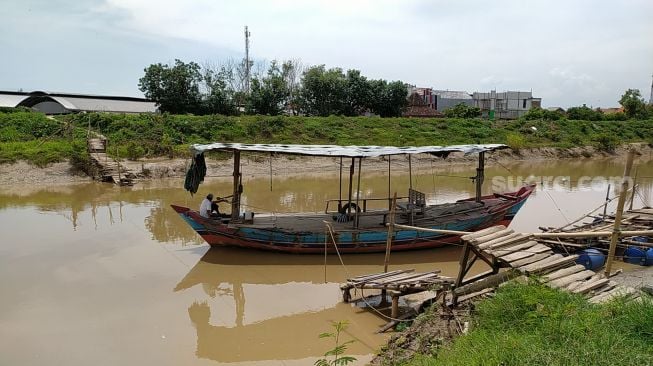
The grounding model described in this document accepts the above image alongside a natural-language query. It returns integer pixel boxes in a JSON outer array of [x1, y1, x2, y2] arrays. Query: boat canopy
[[190, 142, 508, 158]]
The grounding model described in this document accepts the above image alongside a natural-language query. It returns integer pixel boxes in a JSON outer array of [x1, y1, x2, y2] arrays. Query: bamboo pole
[[324, 226, 328, 283], [391, 222, 653, 239], [535, 230, 653, 238], [384, 193, 398, 273], [381, 193, 397, 303], [629, 169, 638, 211], [552, 194, 622, 232], [605, 149, 635, 277], [603, 184, 611, 217], [391, 223, 471, 236]]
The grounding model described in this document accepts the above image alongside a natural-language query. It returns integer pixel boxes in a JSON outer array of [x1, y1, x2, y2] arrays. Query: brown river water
[[1, 156, 653, 365]]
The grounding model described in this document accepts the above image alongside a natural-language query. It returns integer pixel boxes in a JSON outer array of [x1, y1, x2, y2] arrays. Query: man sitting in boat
[[200, 193, 230, 219]]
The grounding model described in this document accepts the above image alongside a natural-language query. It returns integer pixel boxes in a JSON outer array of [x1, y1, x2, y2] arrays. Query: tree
[[138, 60, 203, 114], [520, 107, 563, 121], [619, 89, 648, 118], [566, 104, 603, 121], [444, 103, 482, 118], [202, 67, 237, 115], [299, 66, 348, 116], [343, 70, 371, 116], [246, 61, 290, 115], [368, 80, 408, 117]]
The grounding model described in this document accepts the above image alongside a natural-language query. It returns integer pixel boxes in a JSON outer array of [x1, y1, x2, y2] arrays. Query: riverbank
[[372, 279, 653, 366], [1, 143, 650, 185]]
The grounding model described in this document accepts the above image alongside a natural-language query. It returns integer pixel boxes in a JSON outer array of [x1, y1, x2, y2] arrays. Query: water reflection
[[2, 156, 653, 364], [176, 246, 464, 363]]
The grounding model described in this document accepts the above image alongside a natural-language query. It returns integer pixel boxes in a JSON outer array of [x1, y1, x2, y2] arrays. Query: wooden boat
[[172, 143, 535, 253]]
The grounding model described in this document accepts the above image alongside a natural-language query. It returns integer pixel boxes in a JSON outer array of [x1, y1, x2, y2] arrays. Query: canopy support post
[[339, 157, 343, 211], [231, 150, 241, 221], [387, 155, 391, 210], [347, 158, 354, 217], [475, 152, 485, 203], [355, 157, 362, 228], [408, 155, 413, 190]]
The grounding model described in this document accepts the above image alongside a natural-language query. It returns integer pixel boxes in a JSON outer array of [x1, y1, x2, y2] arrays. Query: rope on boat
[[323, 222, 417, 323]]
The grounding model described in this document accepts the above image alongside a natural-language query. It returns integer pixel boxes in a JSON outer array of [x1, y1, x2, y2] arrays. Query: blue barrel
[[624, 246, 647, 266], [633, 236, 649, 243], [576, 248, 605, 270], [646, 248, 653, 266]]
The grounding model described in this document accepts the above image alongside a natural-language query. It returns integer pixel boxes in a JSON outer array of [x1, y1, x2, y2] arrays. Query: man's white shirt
[[200, 198, 212, 218]]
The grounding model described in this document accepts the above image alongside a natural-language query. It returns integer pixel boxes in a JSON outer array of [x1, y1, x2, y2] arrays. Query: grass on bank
[[407, 281, 653, 366], [2, 109, 653, 165]]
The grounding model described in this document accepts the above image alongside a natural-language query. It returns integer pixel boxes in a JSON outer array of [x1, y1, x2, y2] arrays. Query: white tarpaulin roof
[[190, 142, 508, 158]]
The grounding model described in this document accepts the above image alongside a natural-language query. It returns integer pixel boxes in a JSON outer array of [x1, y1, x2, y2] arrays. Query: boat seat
[[396, 189, 426, 213], [395, 188, 427, 224]]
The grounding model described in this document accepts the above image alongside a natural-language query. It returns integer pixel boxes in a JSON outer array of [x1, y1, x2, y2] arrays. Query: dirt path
[[1, 143, 650, 185]]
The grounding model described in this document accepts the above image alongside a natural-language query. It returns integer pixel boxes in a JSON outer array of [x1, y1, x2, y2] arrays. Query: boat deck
[[236, 200, 489, 232]]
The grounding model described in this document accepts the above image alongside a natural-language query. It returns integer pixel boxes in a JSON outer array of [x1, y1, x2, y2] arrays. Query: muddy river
[[1, 156, 652, 365]]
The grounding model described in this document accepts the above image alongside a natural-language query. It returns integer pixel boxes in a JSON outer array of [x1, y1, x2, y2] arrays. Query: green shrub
[[595, 133, 619, 152], [506, 133, 527, 152]]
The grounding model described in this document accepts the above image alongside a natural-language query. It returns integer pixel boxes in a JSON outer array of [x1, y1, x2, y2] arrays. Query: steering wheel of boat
[[339, 202, 361, 215], [333, 203, 360, 222]]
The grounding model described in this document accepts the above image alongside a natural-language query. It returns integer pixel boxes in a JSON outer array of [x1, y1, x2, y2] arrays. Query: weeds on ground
[[407, 281, 653, 366]]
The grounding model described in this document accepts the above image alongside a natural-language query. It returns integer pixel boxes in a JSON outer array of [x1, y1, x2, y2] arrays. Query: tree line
[[138, 59, 408, 117]]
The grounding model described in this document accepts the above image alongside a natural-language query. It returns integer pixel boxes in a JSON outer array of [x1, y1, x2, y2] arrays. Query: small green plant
[[506, 132, 526, 152], [315, 321, 357, 366]]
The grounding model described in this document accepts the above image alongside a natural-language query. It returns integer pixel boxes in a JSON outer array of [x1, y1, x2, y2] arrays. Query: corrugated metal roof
[[0, 94, 27, 108], [191, 142, 508, 158], [0, 90, 157, 113], [60, 96, 157, 113]]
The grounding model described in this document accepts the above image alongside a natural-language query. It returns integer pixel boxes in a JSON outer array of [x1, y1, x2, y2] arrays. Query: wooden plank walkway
[[87, 138, 138, 186], [340, 269, 453, 321], [460, 225, 643, 304]]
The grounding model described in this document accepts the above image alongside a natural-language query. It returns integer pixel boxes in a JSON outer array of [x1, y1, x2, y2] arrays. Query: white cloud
[[2, 0, 653, 106]]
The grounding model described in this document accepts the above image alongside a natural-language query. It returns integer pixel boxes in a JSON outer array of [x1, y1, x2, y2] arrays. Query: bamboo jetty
[[340, 224, 646, 332], [87, 137, 138, 186], [339, 149, 649, 332]]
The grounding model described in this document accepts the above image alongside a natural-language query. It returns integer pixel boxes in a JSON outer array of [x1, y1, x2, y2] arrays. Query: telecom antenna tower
[[649, 73, 653, 105], [244, 26, 251, 94]]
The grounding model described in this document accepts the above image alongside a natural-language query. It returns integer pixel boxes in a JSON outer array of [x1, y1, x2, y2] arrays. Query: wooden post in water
[[475, 152, 485, 203], [324, 226, 328, 283], [382, 193, 397, 302], [604, 149, 635, 277], [231, 150, 241, 221], [603, 184, 611, 217], [384, 193, 398, 273], [629, 169, 638, 211]]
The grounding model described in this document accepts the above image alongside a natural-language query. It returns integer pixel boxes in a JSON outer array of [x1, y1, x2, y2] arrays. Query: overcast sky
[[1, 0, 652, 107]]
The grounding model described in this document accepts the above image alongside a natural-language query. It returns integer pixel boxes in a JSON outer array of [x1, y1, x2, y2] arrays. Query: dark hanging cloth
[[184, 153, 207, 195]]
